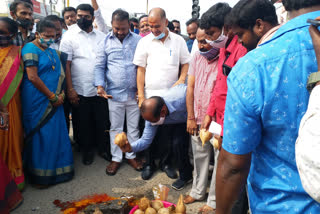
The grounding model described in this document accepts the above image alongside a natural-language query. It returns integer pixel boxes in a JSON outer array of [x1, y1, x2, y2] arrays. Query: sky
[[57, 0, 240, 35]]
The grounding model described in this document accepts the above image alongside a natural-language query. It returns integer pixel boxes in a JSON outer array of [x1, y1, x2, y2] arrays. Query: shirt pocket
[[167, 49, 179, 65]]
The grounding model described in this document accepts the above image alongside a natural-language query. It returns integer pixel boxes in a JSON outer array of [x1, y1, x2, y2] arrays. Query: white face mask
[[205, 28, 228, 49], [151, 117, 165, 126]]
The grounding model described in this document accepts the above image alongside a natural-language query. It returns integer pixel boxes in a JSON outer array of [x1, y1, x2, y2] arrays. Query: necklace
[[34, 40, 56, 71], [44, 49, 57, 71]]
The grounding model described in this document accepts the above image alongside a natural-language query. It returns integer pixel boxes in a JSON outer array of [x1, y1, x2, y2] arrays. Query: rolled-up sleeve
[[133, 39, 147, 67], [94, 38, 107, 88], [131, 121, 158, 153], [94, 8, 108, 34]]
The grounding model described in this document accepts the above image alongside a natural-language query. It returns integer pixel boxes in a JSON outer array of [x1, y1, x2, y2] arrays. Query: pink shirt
[[188, 51, 219, 124]]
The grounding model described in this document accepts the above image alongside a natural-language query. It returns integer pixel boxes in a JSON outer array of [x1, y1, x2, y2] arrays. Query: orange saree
[[0, 45, 24, 190]]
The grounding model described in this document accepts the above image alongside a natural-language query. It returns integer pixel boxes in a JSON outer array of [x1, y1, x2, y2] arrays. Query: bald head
[[149, 8, 166, 20], [141, 96, 166, 122], [196, 28, 206, 39]]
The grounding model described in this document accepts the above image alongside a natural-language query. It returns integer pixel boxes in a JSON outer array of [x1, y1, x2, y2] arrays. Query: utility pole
[[146, 0, 149, 14]]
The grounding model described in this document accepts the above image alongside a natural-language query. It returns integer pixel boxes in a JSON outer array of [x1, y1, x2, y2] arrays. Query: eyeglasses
[[222, 52, 232, 76]]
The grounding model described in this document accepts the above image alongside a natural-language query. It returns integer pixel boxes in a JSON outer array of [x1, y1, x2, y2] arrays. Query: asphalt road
[[12, 149, 208, 214]]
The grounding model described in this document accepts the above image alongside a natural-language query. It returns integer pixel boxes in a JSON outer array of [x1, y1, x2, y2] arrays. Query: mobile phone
[[307, 19, 320, 27]]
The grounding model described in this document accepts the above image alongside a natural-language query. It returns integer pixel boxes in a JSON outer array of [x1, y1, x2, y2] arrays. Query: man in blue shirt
[[94, 9, 142, 176], [120, 84, 193, 190], [215, 0, 320, 213]]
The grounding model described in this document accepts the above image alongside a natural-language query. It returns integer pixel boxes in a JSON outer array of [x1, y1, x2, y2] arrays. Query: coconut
[[151, 200, 164, 211], [138, 197, 150, 211], [145, 207, 156, 214], [114, 132, 127, 147], [175, 195, 186, 214], [199, 129, 213, 147], [157, 207, 170, 214], [133, 209, 145, 214]]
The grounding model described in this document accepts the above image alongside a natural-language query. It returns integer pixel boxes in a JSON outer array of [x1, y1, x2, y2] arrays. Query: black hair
[[60, 17, 65, 25], [129, 17, 138, 23], [139, 14, 148, 23], [167, 21, 174, 31], [141, 96, 165, 118], [228, 0, 278, 30], [36, 20, 56, 33], [14, 0, 33, 6], [199, 3, 231, 30], [62, 7, 76, 17], [172, 19, 180, 24], [282, 0, 320, 11], [45, 15, 61, 23], [186, 18, 199, 27], [10, 1, 33, 13], [112, 9, 130, 22], [0, 17, 19, 34], [76, 4, 94, 17]]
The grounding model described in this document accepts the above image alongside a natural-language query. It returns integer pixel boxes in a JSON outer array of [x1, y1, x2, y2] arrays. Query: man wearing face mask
[[119, 84, 193, 190], [9, 1, 35, 46], [184, 28, 220, 210], [44, 15, 63, 50], [60, 4, 110, 165], [133, 8, 191, 185], [199, 3, 248, 214]]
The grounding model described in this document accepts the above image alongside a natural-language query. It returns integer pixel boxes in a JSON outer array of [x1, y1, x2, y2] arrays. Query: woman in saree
[[0, 17, 25, 191], [0, 152, 23, 214], [21, 20, 74, 187]]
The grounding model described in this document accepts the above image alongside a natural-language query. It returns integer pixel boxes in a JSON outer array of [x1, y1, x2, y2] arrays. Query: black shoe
[[171, 178, 193, 191], [162, 165, 178, 179], [82, 152, 94, 165], [141, 165, 154, 180], [99, 152, 112, 162]]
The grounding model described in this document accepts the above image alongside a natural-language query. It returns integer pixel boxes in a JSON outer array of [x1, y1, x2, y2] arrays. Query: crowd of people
[[1, 0, 320, 213]]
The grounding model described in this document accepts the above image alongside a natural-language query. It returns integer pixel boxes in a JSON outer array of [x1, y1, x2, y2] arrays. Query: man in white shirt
[[60, 4, 110, 165], [62, 7, 77, 28], [133, 8, 193, 190]]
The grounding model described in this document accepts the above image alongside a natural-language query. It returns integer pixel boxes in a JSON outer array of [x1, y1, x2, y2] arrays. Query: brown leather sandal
[[106, 161, 120, 176]]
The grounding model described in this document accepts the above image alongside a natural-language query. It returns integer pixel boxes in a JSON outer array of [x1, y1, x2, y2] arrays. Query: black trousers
[[144, 122, 193, 181], [167, 123, 193, 181], [72, 95, 110, 155], [232, 187, 249, 214]]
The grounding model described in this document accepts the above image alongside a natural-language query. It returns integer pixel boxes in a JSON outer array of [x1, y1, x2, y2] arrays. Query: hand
[[172, 79, 185, 88], [138, 96, 145, 108], [68, 88, 79, 105], [119, 140, 132, 153], [187, 118, 198, 135], [97, 87, 113, 99], [214, 135, 222, 150], [201, 114, 212, 131], [0, 111, 9, 130], [52, 94, 64, 107]]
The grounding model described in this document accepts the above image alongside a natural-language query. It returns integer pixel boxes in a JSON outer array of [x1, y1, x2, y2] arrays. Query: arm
[[26, 66, 63, 106], [216, 149, 251, 214], [137, 66, 146, 107], [92, 0, 108, 34], [201, 91, 216, 130], [65, 60, 79, 105], [131, 121, 158, 152], [186, 75, 198, 135], [173, 63, 189, 87], [0, 101, 9, 130]]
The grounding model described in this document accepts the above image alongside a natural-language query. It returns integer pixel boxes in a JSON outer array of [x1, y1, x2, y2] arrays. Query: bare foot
[[198, 205, 215, 214], [184, 195, 196, 204]]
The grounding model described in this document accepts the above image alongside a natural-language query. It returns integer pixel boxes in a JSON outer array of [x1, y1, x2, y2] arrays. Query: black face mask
[[0, 35, 13, 47], [15, 17, 32, 29], [77, 18, 92, 30]]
